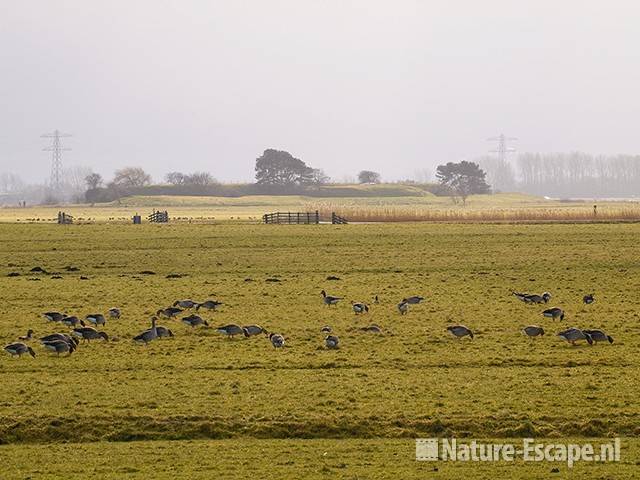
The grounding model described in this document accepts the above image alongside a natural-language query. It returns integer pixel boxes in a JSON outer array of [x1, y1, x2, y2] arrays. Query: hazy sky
[[2, 0, 639, 184]]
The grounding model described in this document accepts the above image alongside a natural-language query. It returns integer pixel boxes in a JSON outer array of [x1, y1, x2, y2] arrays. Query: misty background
[[2, 0, 640, 200]]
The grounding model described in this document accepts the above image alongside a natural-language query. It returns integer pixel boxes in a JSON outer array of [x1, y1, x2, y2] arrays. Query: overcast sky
[[2, 0, 639, 184]]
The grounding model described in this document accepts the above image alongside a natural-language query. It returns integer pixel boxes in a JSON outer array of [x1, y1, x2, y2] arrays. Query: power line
[[42, 130, 72, 189], [487, 133, 517, 163]]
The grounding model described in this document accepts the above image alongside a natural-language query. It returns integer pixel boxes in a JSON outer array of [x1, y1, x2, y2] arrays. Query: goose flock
[[4, 288, 613, 359]]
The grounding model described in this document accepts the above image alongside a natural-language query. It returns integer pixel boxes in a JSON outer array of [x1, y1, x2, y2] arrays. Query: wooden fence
[[263, 211, 320, 224], [331, 212, 348, 224], [148, 210, 169, 223], [57, 211, 74, 224], [262, 211, 348, 225]]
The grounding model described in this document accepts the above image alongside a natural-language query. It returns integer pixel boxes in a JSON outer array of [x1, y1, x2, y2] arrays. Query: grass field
[[1, 222, 638, 477], [1, 192, 639, 223]]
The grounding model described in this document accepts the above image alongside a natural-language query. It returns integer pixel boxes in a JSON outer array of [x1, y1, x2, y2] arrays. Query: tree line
[[477, 152, 640, 197]]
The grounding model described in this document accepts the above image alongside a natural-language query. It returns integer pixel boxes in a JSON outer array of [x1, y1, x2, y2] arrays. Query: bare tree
[[112, 167, 152, 187], [185, 171, 216, 185], [62, 166, 93, 194], [85, 172, 103, 190], [165, 172, 187, 185], [0, 172, 24, 192]]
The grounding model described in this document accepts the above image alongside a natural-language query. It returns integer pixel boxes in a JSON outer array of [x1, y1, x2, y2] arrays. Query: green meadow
[[0, 221, 638, 477]]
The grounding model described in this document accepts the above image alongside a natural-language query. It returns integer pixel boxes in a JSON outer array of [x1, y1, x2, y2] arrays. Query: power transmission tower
[[42, 130, 72, 189], [487, 133, 517, 163]]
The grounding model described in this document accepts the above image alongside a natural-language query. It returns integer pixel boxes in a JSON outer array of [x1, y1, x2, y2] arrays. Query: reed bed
[[312, 203, 640, 223]]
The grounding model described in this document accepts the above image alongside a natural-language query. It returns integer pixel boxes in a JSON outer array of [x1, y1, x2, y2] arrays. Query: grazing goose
[[321, 325, 332, 334], [558, 328, 593, 346], [85, 313, 106, 327], [43, 312, 65, 322], [543, 307, 565, 321], [583, 329, 613, 344], [405, 296, 425, 305], [397, 301, 409, 315], [155, 326, 174, 338], [525, 292, 551, 304], [242, 325, 267, 337], [133, 317, 158, 344], [181, 314, 209, 328], [512, 291, 551, 304], [40, 333, 78, 346], [108, 308, 121, 319], [321, 290, 342, 306], [216, 324, 243, 338], [157, 307, 183, 318], [325, 335, 340, 349], [269, 333, 285, 348], [195, 300, 223, 311], [42, 340, 75, 356], [361, 324, 382, 333], [61, 315, 81, 327], [72, 327, 109, 342], [351, 302, 369, 314], [446, 325, 474, 339], [19, 329, 34, 340], [522, 325, 545, 338], [583, 294, 595, 305], [512, 291, 530, 302], [173, 299, 197, 309], [4, 342, 36, 358]]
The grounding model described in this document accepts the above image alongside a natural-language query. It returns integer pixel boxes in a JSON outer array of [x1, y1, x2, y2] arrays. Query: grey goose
[[404, 296, 425, 305], [216, 324, 243, 338], [583, 329, 613, 344], [447, 325, 474, 339], [196, 300, 223, 311], [351, 302, 369, 314], [543, 307, 565, 321], [269, 333, 285, 348], [72, 327, 109, 342], [181, 314, 209, 328], [85, 313, 106, 327], [173, 299, 197, 309], [157, 307, 183, 318], [321, 290, 342, 306], [325, 335, 340, 349], [43, 312, 65, 322], [134, 317, 158, 344], [242, 325, 267, 337], [61, 316, 81, 327], [397, 301, 409, 315], [558, 328, 593, 346], [108, 308, 121, 319], [523, 326, 545, 338], [40, 333, 78, 346], [4, 342, 36, 358], [43, 340, 75, 356]]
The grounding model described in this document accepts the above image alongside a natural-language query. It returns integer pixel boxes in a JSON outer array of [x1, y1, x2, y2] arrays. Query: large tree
[[357, 170, 381, 184], [255, 149, 315, 185], [84, 172, 103, 190], [112, 167, 152, 188], [436, 161, 490, 205]]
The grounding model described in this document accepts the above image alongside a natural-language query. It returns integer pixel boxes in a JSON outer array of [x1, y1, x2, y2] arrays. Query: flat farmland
[[0, 222, 638, 477]]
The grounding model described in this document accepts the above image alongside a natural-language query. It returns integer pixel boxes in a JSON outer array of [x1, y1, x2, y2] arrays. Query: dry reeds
[[312, 204, 640, 223]]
